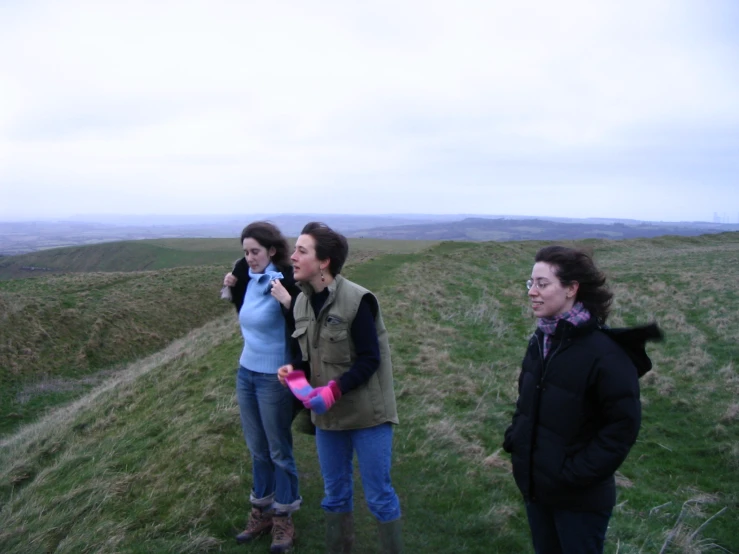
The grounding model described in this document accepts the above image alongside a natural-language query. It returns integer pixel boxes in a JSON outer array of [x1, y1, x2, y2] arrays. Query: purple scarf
[[536, 302, 591, 358]]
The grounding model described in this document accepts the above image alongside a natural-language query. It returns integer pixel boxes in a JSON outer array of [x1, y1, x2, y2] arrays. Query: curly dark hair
[[300, 222, 349, 277], [534, 245, 613, 324], [240, 221, 290, 271]]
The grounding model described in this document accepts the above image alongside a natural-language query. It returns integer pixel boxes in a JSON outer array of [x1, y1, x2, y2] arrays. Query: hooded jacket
[[503, 321, 661, 511]]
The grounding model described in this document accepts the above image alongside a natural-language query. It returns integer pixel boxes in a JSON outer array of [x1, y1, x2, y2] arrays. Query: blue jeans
[[525, 502, 611, 554], [236, 366, 300, 513], [315, 423, 401, 522]]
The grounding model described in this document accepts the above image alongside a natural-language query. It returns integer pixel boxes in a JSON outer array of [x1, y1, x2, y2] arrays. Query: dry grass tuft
[[641, 370, 676, 397], [615, 471, 634, 488], [482, 449, 512, 472], [720, 404, 739, 423], [424, 418, 485, 459]]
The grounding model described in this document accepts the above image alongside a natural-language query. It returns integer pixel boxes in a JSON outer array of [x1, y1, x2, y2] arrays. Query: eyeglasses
[[526, 279, 551, 291]]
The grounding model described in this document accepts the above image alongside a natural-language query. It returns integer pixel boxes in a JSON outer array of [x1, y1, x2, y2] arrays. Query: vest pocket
[[319, 327, 352, 364], [292, 318, 310, 361]]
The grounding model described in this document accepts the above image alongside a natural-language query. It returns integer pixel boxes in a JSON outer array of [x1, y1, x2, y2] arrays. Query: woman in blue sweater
[[223, 221, 301, 553]]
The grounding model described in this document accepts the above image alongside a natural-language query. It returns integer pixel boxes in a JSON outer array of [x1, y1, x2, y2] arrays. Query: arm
[[503, 367, 526, 453], [561, 351, 641, 486], [335, 295, 381, 394], [228, 258, 249, 314]]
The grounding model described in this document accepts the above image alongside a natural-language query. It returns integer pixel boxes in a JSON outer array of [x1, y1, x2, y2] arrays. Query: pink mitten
[[285, 371, 314, 401], [304, 381, 342, 415]]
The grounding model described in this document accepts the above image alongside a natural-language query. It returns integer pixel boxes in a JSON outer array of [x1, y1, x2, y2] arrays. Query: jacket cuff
[[328, 380, 342, 399]]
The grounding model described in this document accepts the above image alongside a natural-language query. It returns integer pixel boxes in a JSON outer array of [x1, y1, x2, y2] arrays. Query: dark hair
[[240, 221, 290, 271], [534, 245, 613, 324], [300, 221, 349, 276]]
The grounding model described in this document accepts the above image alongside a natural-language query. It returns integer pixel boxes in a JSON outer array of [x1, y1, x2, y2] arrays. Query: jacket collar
[[298, 273, 344, 299]]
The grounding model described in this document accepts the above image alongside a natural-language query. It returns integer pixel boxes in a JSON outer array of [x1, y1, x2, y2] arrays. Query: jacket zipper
[[528, 331, 567, 500]]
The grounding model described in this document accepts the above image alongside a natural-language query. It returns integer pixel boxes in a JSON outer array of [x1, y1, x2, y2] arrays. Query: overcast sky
[[1, 0, 737, 222]]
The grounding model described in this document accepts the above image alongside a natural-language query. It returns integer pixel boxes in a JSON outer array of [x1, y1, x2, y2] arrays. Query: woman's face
[[528, 262, 578, 318], [242, 238, 274, 274], [291, 234, 327, 283]]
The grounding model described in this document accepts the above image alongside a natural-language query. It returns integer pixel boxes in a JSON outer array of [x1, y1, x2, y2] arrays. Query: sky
[[1, 0, 738, 223]]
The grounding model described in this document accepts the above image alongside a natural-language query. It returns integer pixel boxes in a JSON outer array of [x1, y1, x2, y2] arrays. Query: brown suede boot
[[270, 514, 296, 553], [236, 507, 273, 544], [326, 511, 355, 553]]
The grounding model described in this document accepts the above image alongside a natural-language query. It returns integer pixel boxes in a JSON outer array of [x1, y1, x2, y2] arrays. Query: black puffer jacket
[[503, 321, 661, 511]]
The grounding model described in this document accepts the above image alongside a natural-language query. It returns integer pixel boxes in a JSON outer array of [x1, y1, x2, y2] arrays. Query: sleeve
[[229, 259, 248, 314], [561, 350, 642, 486], [336, 295, 381, 394], [503, 367, 526, 453], [280, 275, 301, 336]]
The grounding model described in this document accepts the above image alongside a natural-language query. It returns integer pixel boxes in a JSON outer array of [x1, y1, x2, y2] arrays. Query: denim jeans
[[315, 423, 401, 522], [236, 366, 301, 513], [525, 502, 611, 554]]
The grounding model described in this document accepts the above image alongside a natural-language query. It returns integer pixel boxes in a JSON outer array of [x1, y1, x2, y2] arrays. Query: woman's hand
[[223, 272, 237, 287], [270, 279, 291, 309], [277, 364, 294, 386]]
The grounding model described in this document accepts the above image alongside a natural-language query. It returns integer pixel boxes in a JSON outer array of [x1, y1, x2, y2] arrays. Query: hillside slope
[[0, 265, 233, 436], [0, 237, 438, 280], [1, 233, 737, 552]]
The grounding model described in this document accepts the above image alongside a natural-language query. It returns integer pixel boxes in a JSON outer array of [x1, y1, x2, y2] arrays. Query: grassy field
[[0, 266, 233, 436], [0, 238, 439, 280], [0, 233, 737, 553], [0, 238, 437, 437]]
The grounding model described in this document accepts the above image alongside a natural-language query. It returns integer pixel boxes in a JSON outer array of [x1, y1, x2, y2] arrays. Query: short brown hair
[[300, 222, 349, 276]]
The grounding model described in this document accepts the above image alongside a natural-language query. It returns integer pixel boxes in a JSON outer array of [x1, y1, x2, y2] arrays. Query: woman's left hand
[[270, 279, 291, 308]]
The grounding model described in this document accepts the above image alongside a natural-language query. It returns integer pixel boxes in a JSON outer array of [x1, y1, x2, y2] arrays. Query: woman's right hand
[[223, 272, 237, 287], [277, 364, 294, 386]]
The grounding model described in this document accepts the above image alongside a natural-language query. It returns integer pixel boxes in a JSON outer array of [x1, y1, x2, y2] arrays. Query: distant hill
[[346, 217, 739, 241], [2, 214, 736, 256], [0, 238, 437, 280], [0, 239, 240, 279]]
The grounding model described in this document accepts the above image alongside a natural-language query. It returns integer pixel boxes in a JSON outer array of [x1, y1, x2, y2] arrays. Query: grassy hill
[[0, 238, 438, 280], [0, 265, 234, 436], [0, 238, 437, 437], [1, 233, 737, 552]]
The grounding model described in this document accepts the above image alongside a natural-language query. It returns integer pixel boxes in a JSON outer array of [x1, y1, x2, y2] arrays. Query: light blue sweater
[[238, 263, 289, 373]]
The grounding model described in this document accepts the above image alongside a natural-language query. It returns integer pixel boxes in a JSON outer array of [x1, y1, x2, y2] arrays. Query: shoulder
[[580, 330, 639, 379], [339, 278, 378, 312], [232, 258, 249, 280], [278, 265, 298, 287]]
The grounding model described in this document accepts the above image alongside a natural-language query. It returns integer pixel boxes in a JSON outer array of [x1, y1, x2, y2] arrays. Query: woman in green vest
[[278, 222, 403, 554]]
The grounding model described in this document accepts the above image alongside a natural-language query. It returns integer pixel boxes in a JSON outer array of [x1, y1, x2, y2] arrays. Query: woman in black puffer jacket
[[503, 245, 661, 554]]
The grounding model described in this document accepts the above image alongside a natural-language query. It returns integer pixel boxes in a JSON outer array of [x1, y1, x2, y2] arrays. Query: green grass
[[0, 266, 233, 436], [0, 238, 437, 437], [1, 233, 737, 552], [0, 237, 438, 279]]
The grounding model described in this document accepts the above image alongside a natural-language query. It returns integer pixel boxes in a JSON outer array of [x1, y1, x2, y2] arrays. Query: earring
[[320, 269, 325, 283]]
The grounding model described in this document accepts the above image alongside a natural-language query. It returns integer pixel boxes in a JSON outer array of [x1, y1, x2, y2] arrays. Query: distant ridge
[[1, 214, 737, 256]]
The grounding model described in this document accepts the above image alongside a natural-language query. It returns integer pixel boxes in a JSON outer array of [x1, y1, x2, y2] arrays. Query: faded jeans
[[236, 366, 301, 513], [315, 423, 401, 522]]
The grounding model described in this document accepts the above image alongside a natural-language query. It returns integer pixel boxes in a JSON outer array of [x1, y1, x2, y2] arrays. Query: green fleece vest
[[292, 275, 399, 430]]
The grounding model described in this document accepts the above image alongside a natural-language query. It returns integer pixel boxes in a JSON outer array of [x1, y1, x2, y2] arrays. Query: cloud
[[1, 0, 738, 220]]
